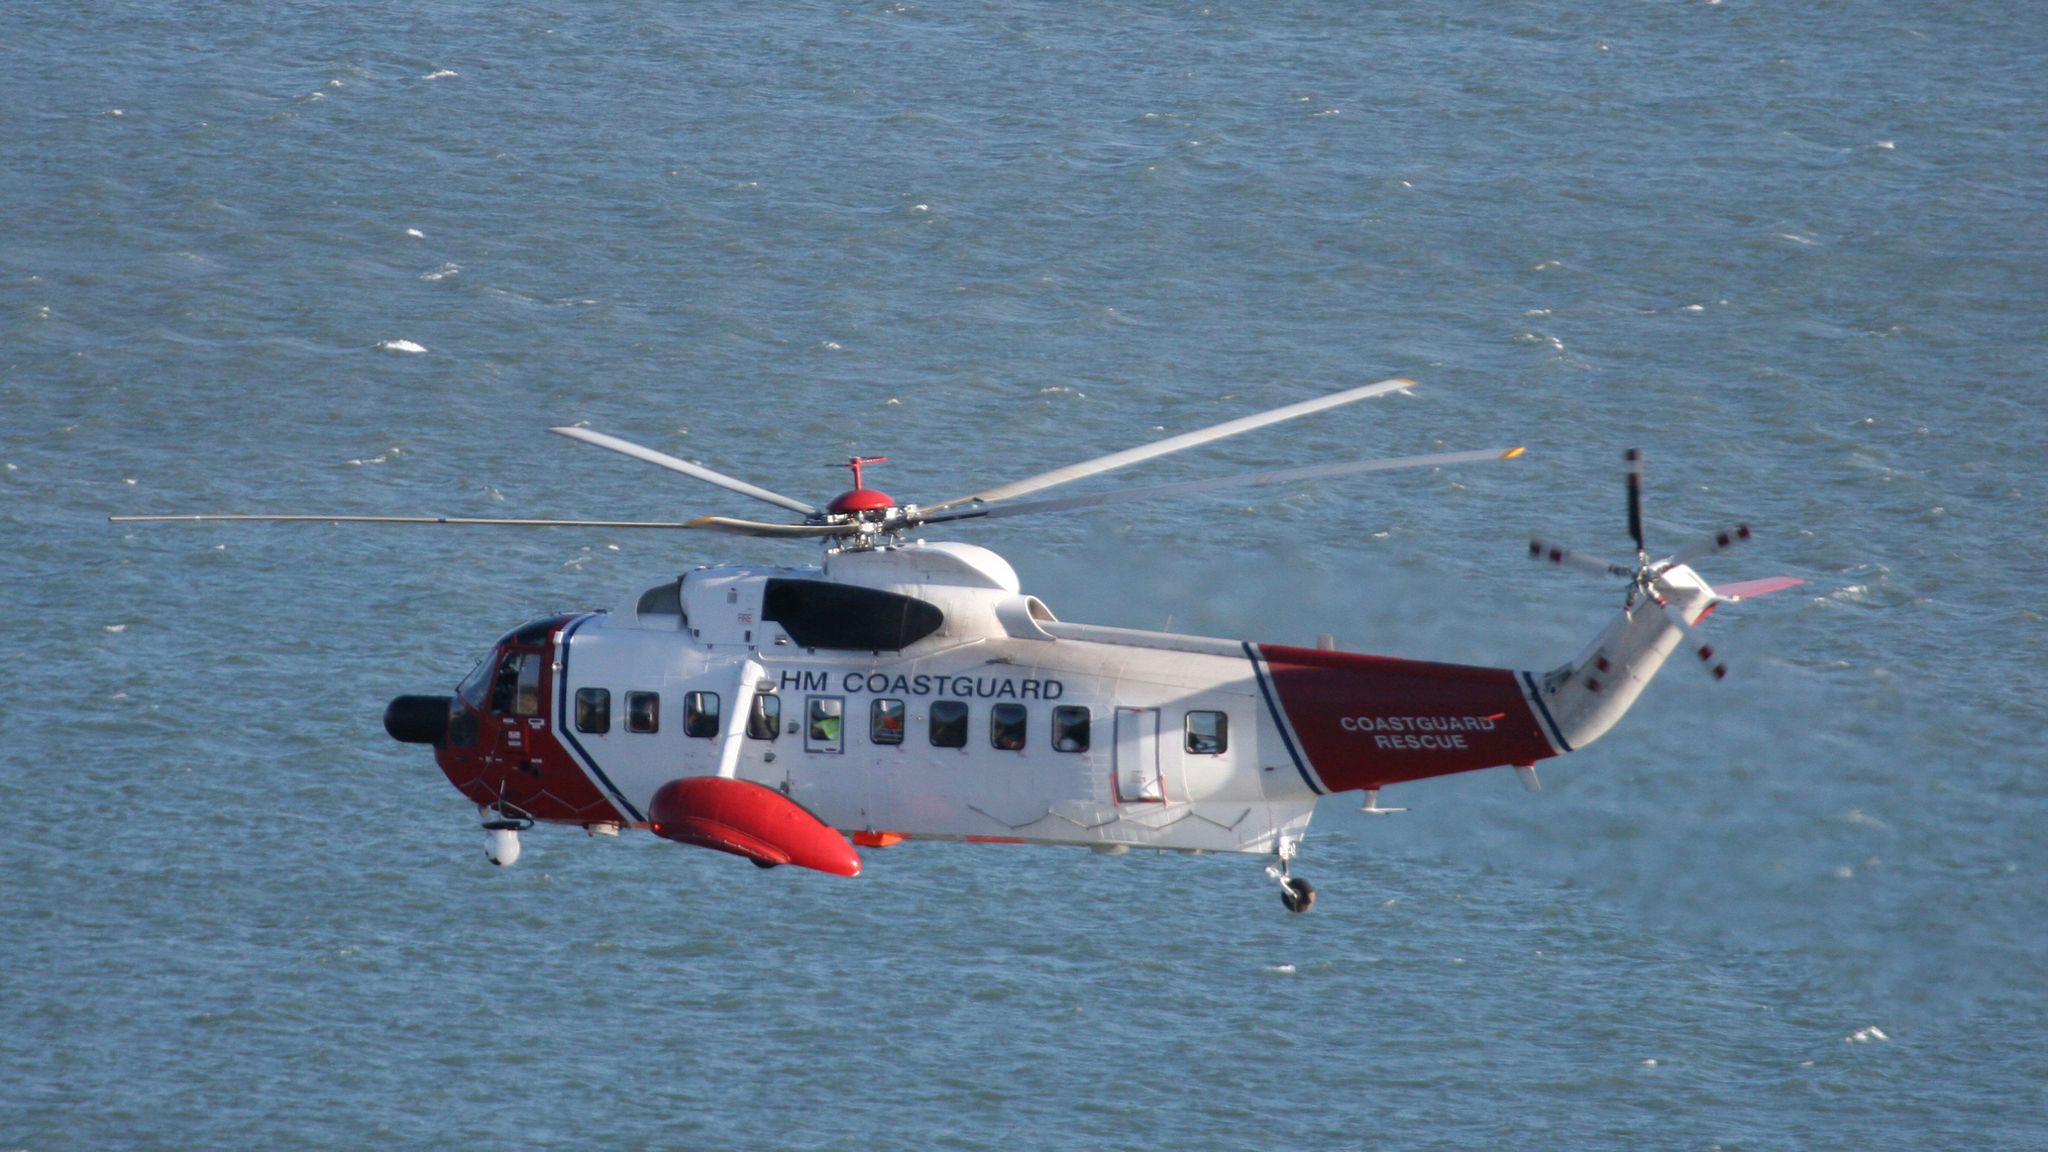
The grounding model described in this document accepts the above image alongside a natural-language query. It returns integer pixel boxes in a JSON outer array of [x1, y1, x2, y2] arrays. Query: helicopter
[[113, 380, 1801, 912]]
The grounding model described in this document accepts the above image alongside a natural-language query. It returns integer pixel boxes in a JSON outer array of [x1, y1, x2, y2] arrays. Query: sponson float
[[119, 383, 1800, 911]]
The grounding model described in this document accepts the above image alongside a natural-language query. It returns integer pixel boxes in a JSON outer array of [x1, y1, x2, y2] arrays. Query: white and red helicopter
[[115, 380, 1800, 911]]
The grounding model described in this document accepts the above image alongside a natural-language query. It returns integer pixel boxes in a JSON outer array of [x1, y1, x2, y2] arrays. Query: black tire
[[751, 857, 781, 870], [1280, 877, 1317, 914]]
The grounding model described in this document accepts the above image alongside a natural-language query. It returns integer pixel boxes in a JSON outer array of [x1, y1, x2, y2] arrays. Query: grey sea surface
[[4, 3, 2045, 1149]]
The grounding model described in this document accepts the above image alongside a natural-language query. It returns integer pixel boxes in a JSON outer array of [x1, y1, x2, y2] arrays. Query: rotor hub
[[826, 487, 896, 515]]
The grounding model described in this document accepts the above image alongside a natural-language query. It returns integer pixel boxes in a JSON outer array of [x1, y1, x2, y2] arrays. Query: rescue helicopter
[[114, 380, 1801, 911]]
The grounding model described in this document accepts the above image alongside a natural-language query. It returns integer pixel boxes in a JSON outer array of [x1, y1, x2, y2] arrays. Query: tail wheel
[[1280, 877, 1317, 914]]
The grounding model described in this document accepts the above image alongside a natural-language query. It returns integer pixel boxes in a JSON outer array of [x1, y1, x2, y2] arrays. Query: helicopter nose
[[385, 694, 453, 745]]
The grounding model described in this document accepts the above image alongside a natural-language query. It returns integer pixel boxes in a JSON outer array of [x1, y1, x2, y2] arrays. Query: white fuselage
[[549, 541, 1321, 857]]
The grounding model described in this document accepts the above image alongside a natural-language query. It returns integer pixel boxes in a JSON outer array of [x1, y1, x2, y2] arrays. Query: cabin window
[[806, 696, 844, 753], [684, 691, 720, 738], [574, 688, 611, 734], [1185, 710, 1228, 754], [871, 698, 906, 745], [929, 700, 968, 748], [990, 703, 1027, 751], [747, 694, 780, 740], [1052, 706, 1090, 753], [626, 691, 659, 734]]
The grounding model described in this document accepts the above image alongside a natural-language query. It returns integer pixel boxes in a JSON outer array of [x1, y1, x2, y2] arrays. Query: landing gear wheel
[[1279, 877, 1317, 914], [750, 857, 781, 870]]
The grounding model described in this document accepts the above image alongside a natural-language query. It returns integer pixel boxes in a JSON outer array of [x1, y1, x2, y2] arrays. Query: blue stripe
[[1244, 642, 1325, 796], [556, 614, 644, 823], [1521, 670, 1573, 754]]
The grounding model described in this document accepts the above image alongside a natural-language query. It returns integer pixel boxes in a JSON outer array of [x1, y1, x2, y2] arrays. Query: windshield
[[456, 653, 492, 708]]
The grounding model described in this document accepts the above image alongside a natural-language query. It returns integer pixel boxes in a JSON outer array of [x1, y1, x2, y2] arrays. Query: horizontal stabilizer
[[1713, 576, 1805, 602]]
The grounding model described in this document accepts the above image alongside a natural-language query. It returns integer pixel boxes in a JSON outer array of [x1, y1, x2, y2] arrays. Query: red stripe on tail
[[1256, 644, 1560, 793]]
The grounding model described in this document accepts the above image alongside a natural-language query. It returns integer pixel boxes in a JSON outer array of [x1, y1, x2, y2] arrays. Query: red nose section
[[647, 776, 862, 877]]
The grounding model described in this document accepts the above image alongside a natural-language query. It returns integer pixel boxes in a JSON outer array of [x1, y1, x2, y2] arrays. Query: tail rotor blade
[[1665, 524, 1753, 568], [1624, 447, 1646, 556], [1659, 599, 1728, 679], [1528, 537, 1633, 579]]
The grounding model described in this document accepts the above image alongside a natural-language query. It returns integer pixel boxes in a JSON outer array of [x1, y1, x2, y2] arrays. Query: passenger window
[[574, 688, 611, 734], [747, 694, 780, 740], [807, 696, 844, 753], [1052, 706, 1090, 753], [1185, 710, 1228, 754], [626, 691, 659, 734], [871, 698, 906, 745], [990, 703, 1027, 751], [684, 691, 720, 738], [929, 700, 968, 748]]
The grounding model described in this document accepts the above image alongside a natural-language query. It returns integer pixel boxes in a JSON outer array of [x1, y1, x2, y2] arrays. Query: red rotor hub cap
[[827, 488, 895, 514]]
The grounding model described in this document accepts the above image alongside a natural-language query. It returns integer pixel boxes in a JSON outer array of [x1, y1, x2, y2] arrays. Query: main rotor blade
[[550, 427, 817, 515], [921, 378, 1417, 514], [110, 513, 722, 529], [917, 448, 1524, 526], [683, 516, 854, 539]]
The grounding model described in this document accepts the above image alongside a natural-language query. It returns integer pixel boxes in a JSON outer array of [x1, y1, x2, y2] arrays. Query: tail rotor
[[1529, 449, 1781, 681]]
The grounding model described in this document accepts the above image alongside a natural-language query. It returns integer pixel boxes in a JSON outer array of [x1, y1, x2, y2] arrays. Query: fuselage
[[416, 540, 1623, 860]]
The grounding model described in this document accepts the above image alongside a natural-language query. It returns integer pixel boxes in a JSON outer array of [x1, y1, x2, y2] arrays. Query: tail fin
[[1530, 566, 1802, 752]]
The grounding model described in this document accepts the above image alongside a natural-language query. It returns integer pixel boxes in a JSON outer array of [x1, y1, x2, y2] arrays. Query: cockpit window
[[491, 651, 544, 716], [457, 656, 491, 709], [513, 655, 543, 715]]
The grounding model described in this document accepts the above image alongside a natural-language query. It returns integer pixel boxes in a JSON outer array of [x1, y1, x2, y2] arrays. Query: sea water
[[3, 3, 2044, 1148]]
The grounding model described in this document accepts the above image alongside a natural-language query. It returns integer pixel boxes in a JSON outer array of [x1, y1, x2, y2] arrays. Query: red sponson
[[648, 776, 862, 877]]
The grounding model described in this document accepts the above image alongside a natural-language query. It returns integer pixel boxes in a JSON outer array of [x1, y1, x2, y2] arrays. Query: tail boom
[[1252, 564, 1726, 794], [1250, 644, 1563, 794]]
